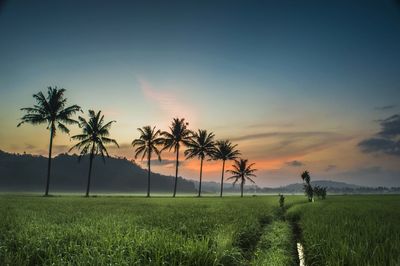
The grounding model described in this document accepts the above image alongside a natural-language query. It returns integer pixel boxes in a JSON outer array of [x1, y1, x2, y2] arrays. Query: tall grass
[[0, 196, 284, 265], [286, 195, 400, 266]]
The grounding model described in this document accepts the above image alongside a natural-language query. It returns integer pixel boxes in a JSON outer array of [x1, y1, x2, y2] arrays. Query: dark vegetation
[[0, 150, 195, 193], [17, 87, 257, 197]]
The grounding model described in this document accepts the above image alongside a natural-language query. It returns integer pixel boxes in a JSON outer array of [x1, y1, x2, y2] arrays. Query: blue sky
[[1, 0, 400, 186]]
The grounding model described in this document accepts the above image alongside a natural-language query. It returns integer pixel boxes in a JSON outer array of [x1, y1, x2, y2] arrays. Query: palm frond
[[69, 110, 118, 160]]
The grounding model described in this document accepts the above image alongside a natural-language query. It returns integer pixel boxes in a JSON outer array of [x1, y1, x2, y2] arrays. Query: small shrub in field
[[313, 185, 327, 200], [301, 170, 313, 202], [279, 194, 285, 208]]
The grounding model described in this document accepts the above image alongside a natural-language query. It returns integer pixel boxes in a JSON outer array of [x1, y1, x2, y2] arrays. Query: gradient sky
[[1, 0, 400, 187]]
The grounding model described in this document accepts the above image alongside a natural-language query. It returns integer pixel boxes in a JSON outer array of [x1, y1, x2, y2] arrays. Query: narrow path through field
[[286, 203, 307, 266], [246, 207, 302, 266]]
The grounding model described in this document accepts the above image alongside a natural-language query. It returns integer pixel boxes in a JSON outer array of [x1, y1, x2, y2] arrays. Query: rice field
[[0, 195, 295, 265], [0, 195, 399, 265], [286, 195, 400, 266]]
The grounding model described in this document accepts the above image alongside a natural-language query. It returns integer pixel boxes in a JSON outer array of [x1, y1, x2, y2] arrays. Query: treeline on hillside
[[0, 150, 195, 193]]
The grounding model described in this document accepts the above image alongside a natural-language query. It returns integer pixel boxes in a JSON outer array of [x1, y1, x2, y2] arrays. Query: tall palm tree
[[227, 159, 257, 197], [132, 126, 164, 197], [69, 110, 119, 197], [161, 118, 192, 197], [17, 87, 81, 196], [185, 129, 216, 197], [213, 140, 240, 197]]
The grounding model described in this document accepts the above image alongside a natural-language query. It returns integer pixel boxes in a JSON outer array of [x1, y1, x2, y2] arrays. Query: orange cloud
[[137, 78, 197, 124]]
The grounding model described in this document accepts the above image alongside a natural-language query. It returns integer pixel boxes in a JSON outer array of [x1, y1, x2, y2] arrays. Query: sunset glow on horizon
[[1, 0, 400, 187]]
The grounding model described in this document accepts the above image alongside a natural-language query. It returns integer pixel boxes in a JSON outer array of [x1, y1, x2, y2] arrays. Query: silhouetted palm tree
[[132, 126, 164, 197], [185, 129, 216, 197], [301, 170, 313, 202], [301, 170, 311, 184], [161, 118, 192, 197], [69, 110, 119, 197], [17, 87, 81, 196], [227, 159, 257, 197], [213, 140, 240, 197]]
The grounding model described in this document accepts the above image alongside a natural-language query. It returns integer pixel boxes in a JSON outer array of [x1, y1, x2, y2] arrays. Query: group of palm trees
[[18, 86, 257, 197]]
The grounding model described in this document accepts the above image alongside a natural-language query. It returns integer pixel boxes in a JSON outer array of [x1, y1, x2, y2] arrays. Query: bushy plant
[[279, 194, 285, 208], [301, 171, 314, 202]]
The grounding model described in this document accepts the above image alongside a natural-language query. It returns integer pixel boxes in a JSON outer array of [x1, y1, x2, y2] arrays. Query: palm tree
[[17, 87, 81, 196], [69, 110, 119, 197], [213, 140, 240, 197], [301, 170, 313, 202], [227, 159, 257, 197], [185, 129, 216, 197], [132, 126, 164, 197], [161, 118, 192, 197]]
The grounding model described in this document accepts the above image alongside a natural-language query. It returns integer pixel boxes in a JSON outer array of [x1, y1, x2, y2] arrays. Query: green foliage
[[232, 221, 262, 259], [0, 196, 284, 266], [252, 221, 296, 266], [300, 170, 313, 202], [313, 185, 327, 199], [286, 195, 400, 266], [2, 195, 397, 265], [279, 194, 285, 208]]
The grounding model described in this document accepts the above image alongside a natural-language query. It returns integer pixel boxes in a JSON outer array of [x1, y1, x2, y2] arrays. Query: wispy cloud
[[137, 78, 196, 122], [230, 131, 341, 142], [374, 104, 396, 111], [285, 160, 304, 167], [233, 131, 353, 169], [247, 122, 295, 129], [325, 164, 337, 172], [358, 114, 400, 157]]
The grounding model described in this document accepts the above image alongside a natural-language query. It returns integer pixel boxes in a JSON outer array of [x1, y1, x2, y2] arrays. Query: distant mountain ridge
[[1, 150, 398, 194], [197, 179, 399, 194], [0, 150, 195, 193]]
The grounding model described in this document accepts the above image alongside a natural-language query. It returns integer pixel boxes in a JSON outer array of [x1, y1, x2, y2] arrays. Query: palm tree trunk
[[147, 151, 151, 198], [220, 160, 225, 197], [198, 157, 204, 197], [44, 125, 54, 196], [173, 145, 179, 198], [241, 178, 244, 198], [86, 147, 95, 197]]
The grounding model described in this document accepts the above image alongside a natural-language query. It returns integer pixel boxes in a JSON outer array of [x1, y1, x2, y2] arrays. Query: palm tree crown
[[70, 110, 119, 159], [162, 118, 192, 152], [301, 170, 311, 184], [161, 118, 192, 197], [185, 129, 216, 160], [185, 129, 216, 197], [132, 126, 164, 197], [213, 140, 240, 197], [18, 87, 81, 135], [227, 159, 257, 197], [17, 86, 81, 196], [132, 126, 164, 161], [213, 140, 240, 161]]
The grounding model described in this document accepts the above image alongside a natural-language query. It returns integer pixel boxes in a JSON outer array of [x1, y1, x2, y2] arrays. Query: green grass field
[[0, 195, 399, 265], [286, 195, 400, 266]]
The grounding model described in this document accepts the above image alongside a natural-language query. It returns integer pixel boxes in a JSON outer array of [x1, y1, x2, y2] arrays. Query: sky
[[1, 0, 400, 187]]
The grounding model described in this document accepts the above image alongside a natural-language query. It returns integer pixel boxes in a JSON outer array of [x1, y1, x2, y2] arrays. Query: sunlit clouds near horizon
[[1, 0, 400, 187]]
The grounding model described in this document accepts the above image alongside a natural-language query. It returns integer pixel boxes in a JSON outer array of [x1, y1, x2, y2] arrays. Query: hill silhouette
[[0, 150, 195, 193], [1, 150, 397, 194]]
